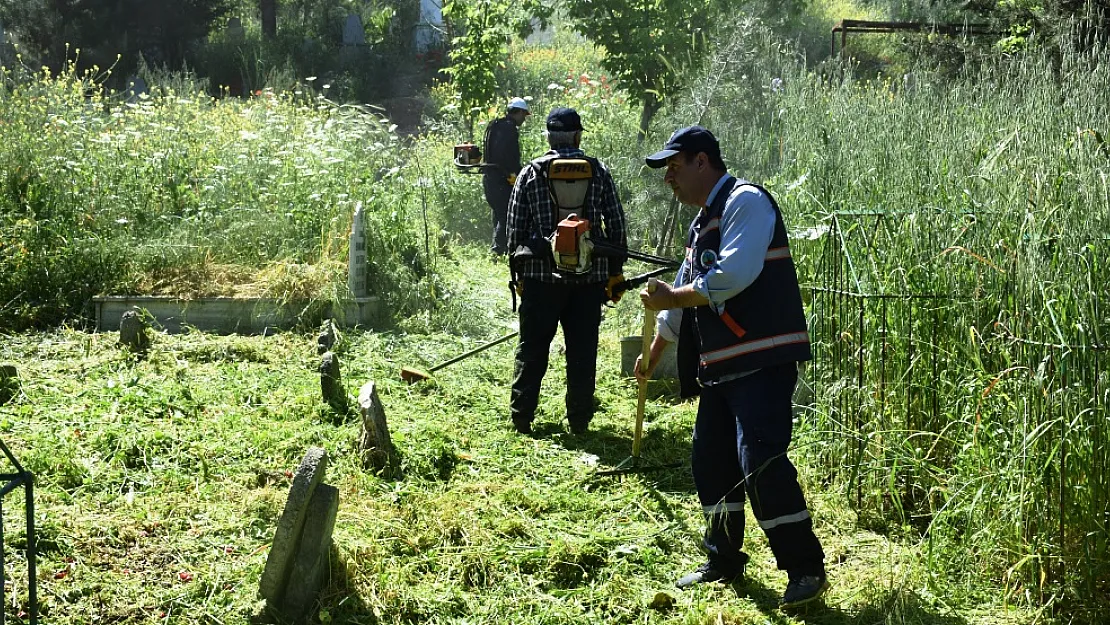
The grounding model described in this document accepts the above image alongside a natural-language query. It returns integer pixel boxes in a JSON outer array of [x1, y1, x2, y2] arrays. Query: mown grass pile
[[2, 247, 1041, 625]]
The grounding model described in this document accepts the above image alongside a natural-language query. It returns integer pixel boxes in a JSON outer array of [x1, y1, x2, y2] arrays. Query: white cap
[[508, 97, 530, 113]]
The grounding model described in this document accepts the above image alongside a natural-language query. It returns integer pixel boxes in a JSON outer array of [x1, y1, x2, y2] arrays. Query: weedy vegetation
[[1, 7, 1108, 625]]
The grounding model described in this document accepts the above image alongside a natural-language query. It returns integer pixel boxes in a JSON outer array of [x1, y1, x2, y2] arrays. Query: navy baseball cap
[[546, 107, 584, 132], [645, 125, 720, 168]]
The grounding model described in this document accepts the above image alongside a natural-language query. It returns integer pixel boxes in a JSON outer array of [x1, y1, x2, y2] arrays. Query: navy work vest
[[677, 177, 811, 396]]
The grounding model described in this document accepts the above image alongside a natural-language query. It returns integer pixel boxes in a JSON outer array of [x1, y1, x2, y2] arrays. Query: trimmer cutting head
[[400, 367, 432, 384]]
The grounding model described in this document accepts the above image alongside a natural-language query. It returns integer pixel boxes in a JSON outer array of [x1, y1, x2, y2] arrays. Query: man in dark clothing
[[506, 107, 627, 435], [483, 97, 530, 256], [636, 126, 829, 609]]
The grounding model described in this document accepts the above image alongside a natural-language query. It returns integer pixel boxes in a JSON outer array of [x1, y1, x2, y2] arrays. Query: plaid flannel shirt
[[507, 147, 627, 284]]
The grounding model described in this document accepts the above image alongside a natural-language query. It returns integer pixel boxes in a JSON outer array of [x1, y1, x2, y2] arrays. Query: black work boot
[[675, 561, 743, 589], [781, 574, 829, 608]]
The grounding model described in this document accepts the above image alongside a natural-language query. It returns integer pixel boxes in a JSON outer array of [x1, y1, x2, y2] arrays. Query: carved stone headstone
[[280, 483, 339, 620], [358, 381, 398, 476], [119, 310, 150, 352], [415, 0, 444, 51], [226, 17, 245, 42], [260, 0, 277, 38], [260, 447, 336, 623], [0, 364, 17, 405], [339, 14, 367, 68], [341, 14, 365, 46], [320, 351, 345, 410]]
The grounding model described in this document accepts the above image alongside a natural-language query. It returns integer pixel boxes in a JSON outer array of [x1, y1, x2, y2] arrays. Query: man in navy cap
[[636, 125, 828, 608], [505, 107, 627, 435], [483, 97, 531, 256]]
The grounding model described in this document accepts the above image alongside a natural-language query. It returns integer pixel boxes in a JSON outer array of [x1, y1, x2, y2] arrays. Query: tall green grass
[[0, 62, 437, 329], [677, 32, 1110, 615], [437, 29, 1110, 616]]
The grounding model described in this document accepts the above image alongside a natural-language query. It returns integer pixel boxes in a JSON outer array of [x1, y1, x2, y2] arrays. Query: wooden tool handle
[[632, 280, 657, 459]]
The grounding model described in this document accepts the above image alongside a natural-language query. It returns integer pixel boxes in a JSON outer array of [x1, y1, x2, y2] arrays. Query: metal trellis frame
[[1, 438, 36, 625], [805, 210, 965, 510]]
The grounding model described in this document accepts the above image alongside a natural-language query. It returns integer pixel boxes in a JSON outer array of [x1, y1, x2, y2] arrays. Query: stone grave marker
[[341, 14, 366, 46], [523, 16, 554, 46], [125, 75, 148, 103], [226, 16, 245, 42], [119, 309, 150, 353], [415, 0, 444, 52], [358, 381, 398, 476], [260, 447, 339, 622], [316, 319, 341, 355], [280, 483, 339, 620], [320, 351, 346, 410], [340, 14, 366, 67]]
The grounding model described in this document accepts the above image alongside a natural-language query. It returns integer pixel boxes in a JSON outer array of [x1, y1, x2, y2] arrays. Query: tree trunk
[[260, 0, 277, 38], [636, 92, 662, 145]]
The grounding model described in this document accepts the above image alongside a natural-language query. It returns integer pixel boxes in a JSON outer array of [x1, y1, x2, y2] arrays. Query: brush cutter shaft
[[592, 239, 678, 267], [430, 330, 519, 373], [612, 266, 675, 297]]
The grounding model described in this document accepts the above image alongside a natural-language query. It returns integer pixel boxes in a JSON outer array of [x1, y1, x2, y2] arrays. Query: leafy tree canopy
[[442, 0, 551, 134], [562, 0, 725, 139], [0, 0, 233, 81]]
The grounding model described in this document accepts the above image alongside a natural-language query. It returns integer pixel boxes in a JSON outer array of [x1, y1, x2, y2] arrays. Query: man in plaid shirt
[[506, 107, 627, 435]]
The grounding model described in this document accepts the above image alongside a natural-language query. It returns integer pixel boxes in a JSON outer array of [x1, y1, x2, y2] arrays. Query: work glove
[[605, 274, 625, 304], [506, 173, 517, 186]]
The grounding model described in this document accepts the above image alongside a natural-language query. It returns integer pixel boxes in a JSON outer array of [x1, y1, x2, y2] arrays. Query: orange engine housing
[[453, 142, 481, 165], [554, 215, 589, 254]]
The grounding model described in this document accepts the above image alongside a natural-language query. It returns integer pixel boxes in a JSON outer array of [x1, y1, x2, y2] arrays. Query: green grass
[[2, 246, 1047, 624], [3, 13, 1110, 623]]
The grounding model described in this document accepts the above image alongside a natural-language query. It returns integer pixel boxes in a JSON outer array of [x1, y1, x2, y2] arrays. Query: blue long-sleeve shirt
[[656, 175, 776, 343]]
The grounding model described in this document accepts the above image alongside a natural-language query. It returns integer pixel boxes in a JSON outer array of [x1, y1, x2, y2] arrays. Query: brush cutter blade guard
[[400, 367, 431, 384]]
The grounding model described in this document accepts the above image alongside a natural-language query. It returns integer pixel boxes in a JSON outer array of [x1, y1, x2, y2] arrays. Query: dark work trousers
[[511, 278, 605, 429], [483, 174, 512, 255], [692, 362, 825, 577]]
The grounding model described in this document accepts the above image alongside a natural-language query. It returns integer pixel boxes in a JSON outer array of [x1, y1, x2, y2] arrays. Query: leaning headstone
[[320, 351, 346, 410], [0, 364, 17, 405], [279, 483, 339, 621], [259, 447, 329, 605], [358, 381, 398, 475], [119, 310, 150, 353]]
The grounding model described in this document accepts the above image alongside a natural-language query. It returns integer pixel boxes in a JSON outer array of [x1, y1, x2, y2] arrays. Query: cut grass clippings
[[1, 249, 1041, 625]]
